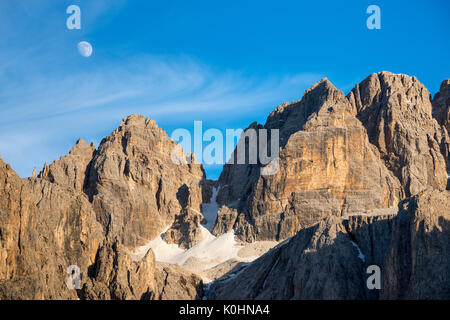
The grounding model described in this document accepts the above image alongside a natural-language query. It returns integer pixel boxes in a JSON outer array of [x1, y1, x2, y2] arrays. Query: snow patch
[[132, 227, 247, 270], [130, 188, 257, 270]]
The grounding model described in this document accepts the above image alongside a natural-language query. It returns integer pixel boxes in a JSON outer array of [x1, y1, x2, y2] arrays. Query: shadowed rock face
[[216, 78, 402, 242], [432, 79, 450, 180], [79, 240, 158, 300], [209, 190, 450, 300], [348, 72, 448, 196], [153, 262, 204, 300], [381, 190, 450, 299]]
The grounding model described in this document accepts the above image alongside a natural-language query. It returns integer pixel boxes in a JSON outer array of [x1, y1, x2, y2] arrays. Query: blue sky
[[0, 0, 449, 180]]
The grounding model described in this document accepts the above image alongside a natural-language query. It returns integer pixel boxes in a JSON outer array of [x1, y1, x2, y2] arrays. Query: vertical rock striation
[[0, 156, 104, 299], [84, 115, 207, 248], [216, 78, 402, 242], [348, 72, 448, 195], [209, 190, 450, 300]]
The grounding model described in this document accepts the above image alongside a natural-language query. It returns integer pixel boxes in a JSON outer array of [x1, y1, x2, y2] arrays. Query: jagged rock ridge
[[0, 72, 449, 300], [216, 75, 405, 242], [209, 190, 450, 300], [1, 114, 211, 299], [215, 72, 449, 243], [348, 72, 448, 196]]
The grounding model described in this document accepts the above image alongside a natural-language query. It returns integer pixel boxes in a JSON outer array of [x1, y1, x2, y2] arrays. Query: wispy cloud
[[1, 53, 320, 121], [0, 52, 321, 177], [0, 1, 322, 178]]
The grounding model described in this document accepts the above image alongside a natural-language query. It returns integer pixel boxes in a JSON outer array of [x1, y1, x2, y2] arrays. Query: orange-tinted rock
[[348, 72, 448, 196], [0, 156, 103, 299], [85, 115, 207, 247], [38, 138, 95, 192]]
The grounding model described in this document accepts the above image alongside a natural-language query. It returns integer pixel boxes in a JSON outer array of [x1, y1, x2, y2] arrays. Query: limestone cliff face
[[79, 240, 158, 300], [85, 115, 207, 248], [79, 240, 204, 300], [0, 156, 104, 299], [37, 115, 208, 249], [209, 190, 450, 300], [216, 78, 402, 242], [0, 115, 210, 300], [381, 190, 450, 299], [38, 138, 95, 193], [1, 72, 449, 300], [348, 72, 448, 196], [0, 137, 206, 300]]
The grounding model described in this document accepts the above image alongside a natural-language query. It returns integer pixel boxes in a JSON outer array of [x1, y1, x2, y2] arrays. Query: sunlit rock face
[[38, 138, 95, 193], [78, 240, 204, 300], [84, 115, 208, 248], [0, 115, 210, 299], [0, 156, 103, 299], [216, 77, 402, 242]]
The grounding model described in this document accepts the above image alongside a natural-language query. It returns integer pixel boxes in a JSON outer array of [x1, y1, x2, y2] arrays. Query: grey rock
[[154, 263, 204, 300], [79, 239, 158, 300]]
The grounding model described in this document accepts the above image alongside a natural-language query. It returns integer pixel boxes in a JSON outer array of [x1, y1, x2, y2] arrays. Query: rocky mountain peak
[[1, 73, 449, 301], [120, 114, 160, 132], [216, 74, 402, 242], [264, 78, 353, 147], [70, 138, 96, 156], [85, 114, 207, 248], [38, 138, 96, 192], [303, 77, 346, 103], [348, 72, 448, 196]]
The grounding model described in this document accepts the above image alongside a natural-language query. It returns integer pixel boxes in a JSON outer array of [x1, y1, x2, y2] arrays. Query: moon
[[77, 41, 93, 57]]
